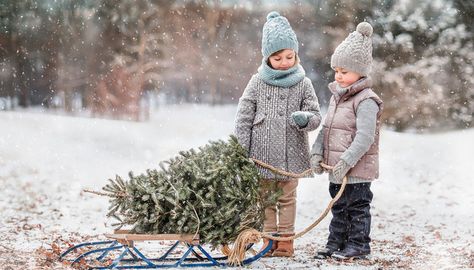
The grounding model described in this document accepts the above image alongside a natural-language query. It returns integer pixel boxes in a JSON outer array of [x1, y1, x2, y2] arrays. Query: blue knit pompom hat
[[261, 11, 299, 60]]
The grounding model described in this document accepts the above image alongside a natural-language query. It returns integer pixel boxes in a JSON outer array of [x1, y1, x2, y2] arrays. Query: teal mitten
[[291, 111, 314, 128]]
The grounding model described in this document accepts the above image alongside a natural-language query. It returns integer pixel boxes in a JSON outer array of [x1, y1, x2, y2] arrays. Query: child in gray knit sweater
[[234, 11, 321, 257], [310, 22, 383, 260]]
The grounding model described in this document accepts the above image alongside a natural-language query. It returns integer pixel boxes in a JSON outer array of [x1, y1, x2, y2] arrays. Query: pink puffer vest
[[323, 78, 383, 180]]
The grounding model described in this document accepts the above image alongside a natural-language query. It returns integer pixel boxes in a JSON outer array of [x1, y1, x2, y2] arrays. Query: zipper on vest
[[324, 97, 342, 164]]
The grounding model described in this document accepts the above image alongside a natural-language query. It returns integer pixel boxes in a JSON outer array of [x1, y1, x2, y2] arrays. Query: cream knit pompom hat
[[330, 22, 373, 76]]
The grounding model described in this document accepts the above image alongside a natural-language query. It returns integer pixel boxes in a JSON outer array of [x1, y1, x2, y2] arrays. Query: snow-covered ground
[[0, 104, 473, 269]]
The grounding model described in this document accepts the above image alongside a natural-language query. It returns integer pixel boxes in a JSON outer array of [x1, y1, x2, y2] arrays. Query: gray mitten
[[310, 155, 324, 175], [331, 159, 351, 183], [291, 111, 314, 128]]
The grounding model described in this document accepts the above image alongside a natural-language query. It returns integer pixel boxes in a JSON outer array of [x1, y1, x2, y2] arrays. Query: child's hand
[[331, 159, 351, 182], [291, 111, 314, 128], [310, 155, 324, 174]]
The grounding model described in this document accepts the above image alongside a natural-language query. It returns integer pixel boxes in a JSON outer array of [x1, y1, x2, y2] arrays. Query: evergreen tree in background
[[101, 135, 279, 249], [370, 0, 473, 130], [2, 0, 472, 131]]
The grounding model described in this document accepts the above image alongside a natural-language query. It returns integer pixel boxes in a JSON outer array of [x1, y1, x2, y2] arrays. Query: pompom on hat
[[261, 11, 299, 59], [330, 22, 374, 76]]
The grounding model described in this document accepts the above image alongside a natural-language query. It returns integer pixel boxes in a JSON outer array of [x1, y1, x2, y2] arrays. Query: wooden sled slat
[[104, 230, 200, 245]]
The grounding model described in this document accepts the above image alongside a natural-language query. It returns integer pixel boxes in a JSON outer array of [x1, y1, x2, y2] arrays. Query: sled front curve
[[59, 230, 272, 269]]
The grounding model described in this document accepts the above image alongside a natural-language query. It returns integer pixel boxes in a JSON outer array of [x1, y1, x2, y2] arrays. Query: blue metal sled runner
[[59, 230, 272, 269]]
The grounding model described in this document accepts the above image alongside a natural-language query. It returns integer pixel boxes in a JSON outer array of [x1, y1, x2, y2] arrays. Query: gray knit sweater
[[311, 87, 379, 184]]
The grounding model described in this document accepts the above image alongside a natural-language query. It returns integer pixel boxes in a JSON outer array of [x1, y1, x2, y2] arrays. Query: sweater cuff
[[340, 152, 358, 167]]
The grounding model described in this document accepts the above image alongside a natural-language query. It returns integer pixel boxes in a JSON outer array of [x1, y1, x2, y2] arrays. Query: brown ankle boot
[[272, 234, 294, 257], [262, 238, 278, 257]]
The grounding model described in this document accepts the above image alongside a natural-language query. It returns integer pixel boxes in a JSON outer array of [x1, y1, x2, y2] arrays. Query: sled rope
[[251, 158, 313, 178], [227, 161, 348, 265]]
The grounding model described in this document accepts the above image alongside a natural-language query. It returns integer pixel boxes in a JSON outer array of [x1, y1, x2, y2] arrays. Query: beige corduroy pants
[[260, 178, 299, 234]]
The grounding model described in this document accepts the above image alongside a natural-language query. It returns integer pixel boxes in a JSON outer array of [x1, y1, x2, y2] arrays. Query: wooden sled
[[59, 230, 272, 269]]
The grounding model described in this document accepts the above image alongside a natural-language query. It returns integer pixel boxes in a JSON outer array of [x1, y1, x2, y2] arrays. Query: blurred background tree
[[0, 0, 472, 130]]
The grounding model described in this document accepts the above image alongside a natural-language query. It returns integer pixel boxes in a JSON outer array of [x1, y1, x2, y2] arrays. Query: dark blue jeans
[[327, 182, 373, 253]]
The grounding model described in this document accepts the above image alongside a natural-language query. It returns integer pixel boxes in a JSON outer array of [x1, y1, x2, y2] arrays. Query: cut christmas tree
[[100, 135, 280, 249]]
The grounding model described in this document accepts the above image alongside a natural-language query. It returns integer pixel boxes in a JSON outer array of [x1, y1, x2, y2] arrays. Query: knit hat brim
[[331, 54, 371, 76], [262, 39, 298, 60]]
